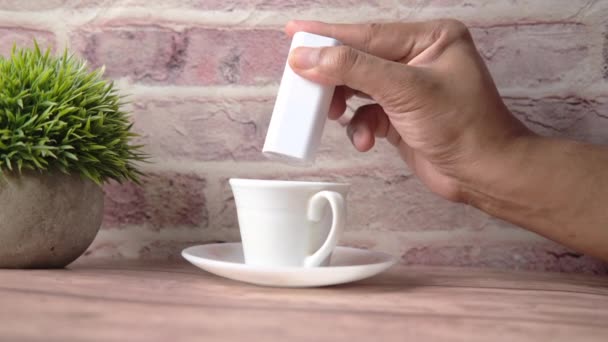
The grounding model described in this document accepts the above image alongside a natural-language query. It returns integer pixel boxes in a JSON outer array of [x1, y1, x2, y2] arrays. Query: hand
[[286, 20, 532, 202]]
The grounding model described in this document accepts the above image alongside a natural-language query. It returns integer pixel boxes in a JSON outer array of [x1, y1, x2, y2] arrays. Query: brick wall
[[1, 0, 607, 273]]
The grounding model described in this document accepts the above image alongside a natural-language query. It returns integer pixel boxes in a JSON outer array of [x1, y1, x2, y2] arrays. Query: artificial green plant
[[0, 42, 145, 184]]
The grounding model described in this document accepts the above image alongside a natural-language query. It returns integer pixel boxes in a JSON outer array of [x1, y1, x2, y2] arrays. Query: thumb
[[289, 45, 423, 105]]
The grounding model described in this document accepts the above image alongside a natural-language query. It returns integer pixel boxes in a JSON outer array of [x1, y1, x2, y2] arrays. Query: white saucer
[[181, 243, 397, 288]]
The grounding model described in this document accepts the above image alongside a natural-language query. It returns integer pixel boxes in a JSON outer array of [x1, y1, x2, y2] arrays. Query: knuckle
[[323, 46, 360, 73], [362, 23, 383, 51], [441, 18, 469, 34], [367, 22, 384, 35], [434, 18, 471, 41]]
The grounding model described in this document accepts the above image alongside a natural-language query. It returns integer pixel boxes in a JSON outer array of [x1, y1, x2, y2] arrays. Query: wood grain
[[0, 260, 607, 342]]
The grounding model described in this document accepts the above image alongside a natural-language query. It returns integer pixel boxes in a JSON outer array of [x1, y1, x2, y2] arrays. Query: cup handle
[[304, 190, 346, 268]]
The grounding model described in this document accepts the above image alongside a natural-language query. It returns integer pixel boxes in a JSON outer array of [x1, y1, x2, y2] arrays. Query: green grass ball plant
[[0, 42, 144, 184]]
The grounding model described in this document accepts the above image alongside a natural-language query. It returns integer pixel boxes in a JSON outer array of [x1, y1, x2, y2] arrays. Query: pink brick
[[83, 239, 221, 260], [81, 0, 384, 10], [470, 23, 590, 89], [0, 0, 189, 10], [137, 240, 213, 261], [72, 26, 187, 83], [73, 26, 288, 85], [0, 0, 65, 10], [0, 27, 55, 57], [191, 0, 383, 10], [401, 242, 608, 275], [214, 167, 494, 233], [131, 99, 269, 161], [179, 28, 288, 85], [505, 96, 608, 144], [131, 97, 397, 162], [102, 172, 207, 230], [0, 0, 120, 10]]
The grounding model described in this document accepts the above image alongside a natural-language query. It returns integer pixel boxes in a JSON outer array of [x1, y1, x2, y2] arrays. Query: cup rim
[[229, 178, 350, 188]]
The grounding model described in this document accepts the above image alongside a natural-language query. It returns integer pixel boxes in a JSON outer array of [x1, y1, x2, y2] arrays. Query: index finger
[[285, 20, 440, 62]]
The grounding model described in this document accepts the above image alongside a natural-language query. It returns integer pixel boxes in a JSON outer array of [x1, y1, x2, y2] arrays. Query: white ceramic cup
[[229, 178, 349, 268]]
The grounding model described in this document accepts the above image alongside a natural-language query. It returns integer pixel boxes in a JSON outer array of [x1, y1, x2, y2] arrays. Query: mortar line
[[93, 224, 548, 245]]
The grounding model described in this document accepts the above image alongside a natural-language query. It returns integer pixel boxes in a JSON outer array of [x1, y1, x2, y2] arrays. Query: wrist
[[457, 132, 540, 211], [458, 132, 602, 226], [444, 104, 534, 204]]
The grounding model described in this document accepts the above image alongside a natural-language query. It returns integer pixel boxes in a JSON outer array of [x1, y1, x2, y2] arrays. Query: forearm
[[462, 135, 608, 262]]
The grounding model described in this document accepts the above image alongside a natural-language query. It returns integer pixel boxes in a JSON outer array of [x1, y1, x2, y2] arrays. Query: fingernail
[[353, 129, 365, 147], [290, 47, 321, 70]]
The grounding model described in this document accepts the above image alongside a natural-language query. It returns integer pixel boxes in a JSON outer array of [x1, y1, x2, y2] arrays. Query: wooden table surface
[[1, 260, 607, 342]]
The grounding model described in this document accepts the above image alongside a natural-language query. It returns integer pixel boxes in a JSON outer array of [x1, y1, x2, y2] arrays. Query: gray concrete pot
[[0, 171, 104, 268]]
